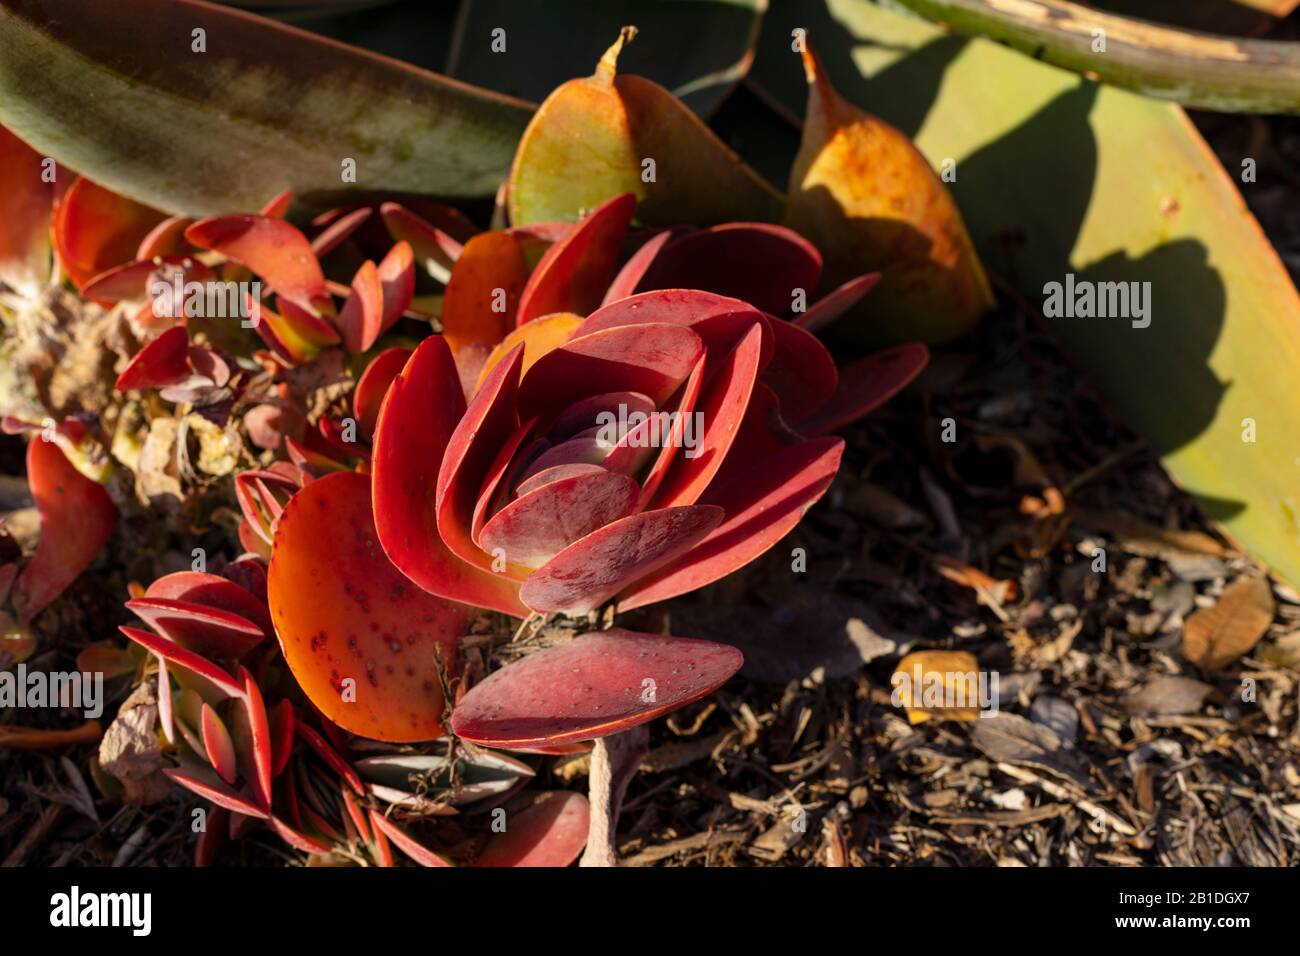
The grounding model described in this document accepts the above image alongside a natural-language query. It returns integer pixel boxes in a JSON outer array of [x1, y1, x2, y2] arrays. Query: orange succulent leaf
[[508, 28, 782, 228], [475, 791, 590, 868], [0, 123, 53, 297], [10, 431, 117, 623], [441, 231, 527, 354], [52, 177, 166, 293], [267, 470, 470, 743], [186, 215, 327, 312], [785, 46, 992, 348]]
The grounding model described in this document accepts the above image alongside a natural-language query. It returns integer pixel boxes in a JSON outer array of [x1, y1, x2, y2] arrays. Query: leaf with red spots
[[516, 192, 636, 324], [519, 505, 723, 614], [10, 435, 117, 623], [114, 326, 191, 392], [452, 628, 742, 748], [186, 216, 327, 310], [268, 471, 470, 742], [371, 337, 530, 617], [337, 259, 383, 353], [475, 791, 589, 867]]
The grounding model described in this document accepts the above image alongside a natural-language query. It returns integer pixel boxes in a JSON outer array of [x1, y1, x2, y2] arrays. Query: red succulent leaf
[[337, 259, 384, 353], [758, 317, 840, 425], [371, 342, 530, 619], [269, 699, 295, 778], [795, 273, 880, 334], [268, 470, 470, 742], [250, 294, 341, 366], [157, 658, 175, 745], [237, 665, 274, 810], [82, 255, 214, 305], [452, 628, 742, 748], [295, 721, 365, 796], [10, 433, 117, 623], [475, 791, 589, 867], [310, 207, 372, 257], [619, 222, 822, 317], [600, 229, 676, 306], [136, 216, 195, 260], [259, 189, 294, 220], [118, 626, 245, 699], [470, 418, 538, 545], [619, 389, 844, 611], [441, 231, 527, 354], [269, 815, 333, 855], [550, 391, 655, 442], [479, 469, 640, 570], [114, 326, 191, 392], [52, 177, 166, 292], [353, 346, 411, 439], [163, 766, 269, 820], [797, 343, 930, 435], [517, 322, 704, 424], [186, 216, 327, 311], [516, 192, 636, 324], [376, 240, 415, 333], [200, 703, 239, 785], [144, 570, 272, 636], [367, 810, 453, 867], [195, 804, 228, 866], [125, 597, 264, 659], [519, 505, 723, 615], [379, 202, 462, 281], [0, 124, 54, 297], [574, 290, 772, 372]]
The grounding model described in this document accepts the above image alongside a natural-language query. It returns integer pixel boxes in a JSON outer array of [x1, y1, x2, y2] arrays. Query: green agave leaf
[[447, 0, 768, 119], [752, 1, 1300, 588], [0, 0, 534, 217]]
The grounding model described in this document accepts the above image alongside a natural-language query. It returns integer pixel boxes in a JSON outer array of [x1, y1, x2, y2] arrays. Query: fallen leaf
[[891, 650, 984, 724], [1181, 575, 1275, 672], [1123, 676, 1214, 716]]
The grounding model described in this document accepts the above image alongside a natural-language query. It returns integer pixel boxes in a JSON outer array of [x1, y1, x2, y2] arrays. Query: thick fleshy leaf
[[785, 47, 992, 346], [517, 323, 705, 424], [52, 177, 165, 291], [353, 346, 411, 438], [758, 318, 839, 425], [252, 295, 341, 366], [470, 419, 538, 545], [269, 699, 295, 778], [187, 216, 326, 310], [163, 766, 269, 820], [114, 326, 191, 392], [798, 343, 929, 435], [441, 231, 526, 354], [268, 470, 470, 742], [452, 628, 743, 748], [118, 626, 245, 698], [0, 0, 533, 216], [10, 435, 117, 623], [796, 273, 880, 334], [82, 255, 214, 305], [519, 505, 723, 614], [376, 240, 415, 333], [136, 215, 194, 260], [508, 29, 782, 227], [629, 224, 822, 317], [294, 721, 364, 795], [371, 338, 529, 617], [237, 665, 274, 809], [144, 570, 272, 636], [380, 202, 463, 283], [601, 230, 675, 305], [125, 598, 264, 659], [0, 123, 52, 297], [310, 206, 372, 257], [337, 260, 383, 353], [514, 464, 605, 498], [479, 470, 640, 569], [475, 791, 590, 868], [651, 322, 764, 508], [574, 290, 771, 372], [270, 816, 333, 855], [475, 312, 584, 391], [620, 393, 844, 610], [516, 193, 636, 324], [367, 810, 454, 867], [550, 391, 656, 443], [200, 704, 238, 785]]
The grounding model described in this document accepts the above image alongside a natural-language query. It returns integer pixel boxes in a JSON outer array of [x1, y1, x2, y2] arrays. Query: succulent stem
[[579, 724, 649, 867]]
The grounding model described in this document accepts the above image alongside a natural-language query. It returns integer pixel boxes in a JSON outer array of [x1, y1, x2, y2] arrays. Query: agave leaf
[[10, 435, 117, 623], [448, 0, 766, 119], [451, 629, 743, 748], [747, 0, 1300, 589], [0, 0, 533, 217], [268, 471, 471, 742], [507, 28, 783, 227], [475, 791, 590, 867]]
